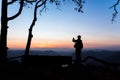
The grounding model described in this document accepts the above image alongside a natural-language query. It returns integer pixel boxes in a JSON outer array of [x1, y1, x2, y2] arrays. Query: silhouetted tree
[[24, 0, 85, 56], [25, 0, 46, 56], [0, 0, 119, 63], [0, 0, 40, 63], [0, 0, 84, 63], [0, 0, 24, 64]]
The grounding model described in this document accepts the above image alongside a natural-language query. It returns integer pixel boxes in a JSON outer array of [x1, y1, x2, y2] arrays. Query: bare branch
[[37, 0, 46, 8], [24, 0, 37, 5], [109, 0, 120, 23], [72, 0, 85, 13], [8, 0, 18, 5], [39, 4, 47, 15], [25, 0, 37, 2], [37, 0, 47, 15], [8, 0, 24, 21]]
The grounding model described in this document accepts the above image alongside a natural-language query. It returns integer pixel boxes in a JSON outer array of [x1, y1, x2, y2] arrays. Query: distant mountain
[[7, 49, 120, 64], [81, 50, 120, 65], [105, 51, 120, 63]]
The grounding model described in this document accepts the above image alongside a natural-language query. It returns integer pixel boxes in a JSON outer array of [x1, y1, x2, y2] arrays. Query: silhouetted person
[[72, 35, 83, 63]]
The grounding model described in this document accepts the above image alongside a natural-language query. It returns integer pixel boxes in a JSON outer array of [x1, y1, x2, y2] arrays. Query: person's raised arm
[[72, 37, 76, 42]]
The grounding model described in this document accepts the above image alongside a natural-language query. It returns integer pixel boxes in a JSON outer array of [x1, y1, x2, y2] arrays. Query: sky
[[0, 0, 120, 50]]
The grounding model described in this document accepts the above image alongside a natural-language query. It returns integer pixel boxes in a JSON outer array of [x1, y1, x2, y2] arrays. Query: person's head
[[77, 35, 81, 39]]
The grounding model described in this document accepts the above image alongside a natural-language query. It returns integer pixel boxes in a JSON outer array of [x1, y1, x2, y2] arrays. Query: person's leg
[[77, 49, 82, 63], [75, 49, 80, 62]]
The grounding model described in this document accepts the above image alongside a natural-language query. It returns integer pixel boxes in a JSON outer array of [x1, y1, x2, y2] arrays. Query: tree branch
[[109, 0, 120, 23], [24, 0, 37, 5], [29, 0, 46, 30], [37, 0, 47, 15], [37, 0, 46, 8], [72, 0, 84, 13], [8, 0, 18, 5], [7, 0, 24, 21], [25, 0, 37, 2], [29, 0, 41, 30]]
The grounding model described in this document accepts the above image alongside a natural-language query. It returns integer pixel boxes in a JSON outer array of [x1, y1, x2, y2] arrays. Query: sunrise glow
[[1, 0, 120, 50]]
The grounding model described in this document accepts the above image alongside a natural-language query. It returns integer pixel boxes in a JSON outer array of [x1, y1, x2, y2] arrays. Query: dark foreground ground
[[0, 55, 120, 80]]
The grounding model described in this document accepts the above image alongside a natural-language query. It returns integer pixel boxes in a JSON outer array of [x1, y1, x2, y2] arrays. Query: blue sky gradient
[[0, 0, 120, 50]]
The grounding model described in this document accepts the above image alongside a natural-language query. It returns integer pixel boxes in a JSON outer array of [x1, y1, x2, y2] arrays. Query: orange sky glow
[[0, 0, 120, 51], [8, 38, 120, 49]]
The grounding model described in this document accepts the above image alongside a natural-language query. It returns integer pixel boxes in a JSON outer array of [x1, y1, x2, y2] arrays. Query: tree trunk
[[25, 3, 37, 56], [25, 28, 33, 56], [0, 0, 8, 64]]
